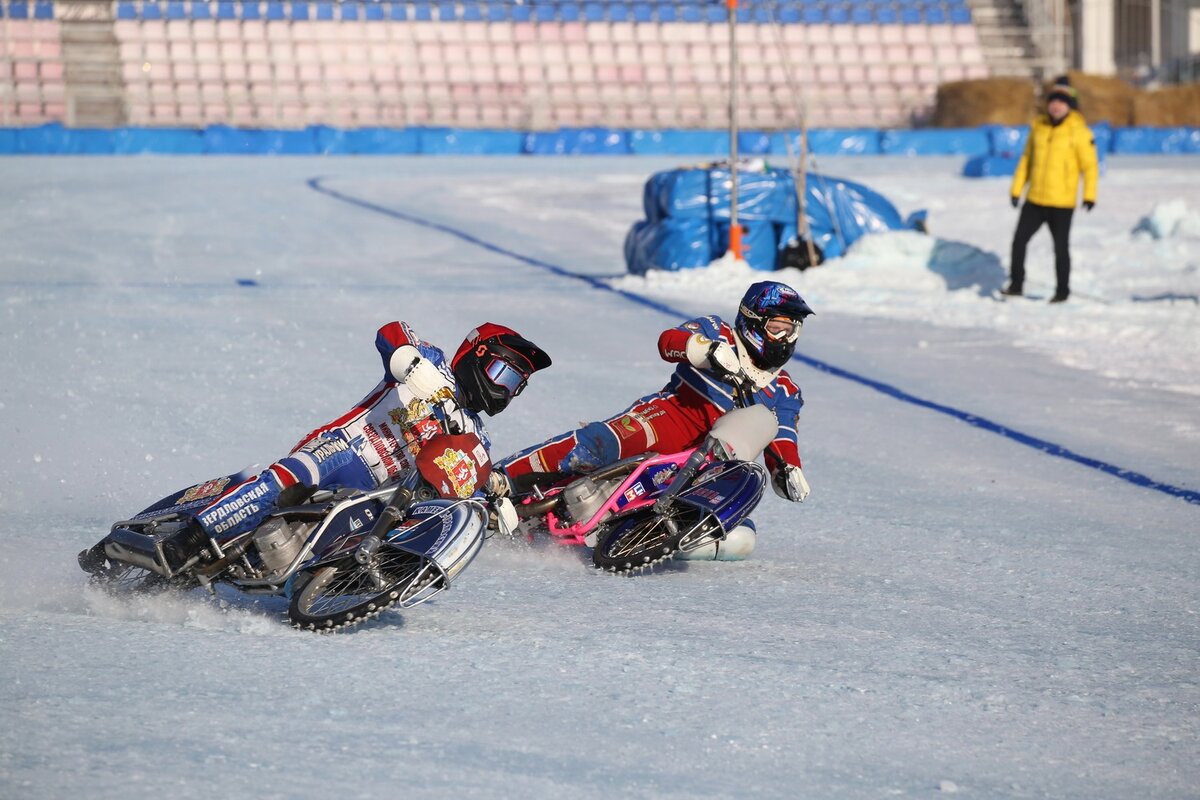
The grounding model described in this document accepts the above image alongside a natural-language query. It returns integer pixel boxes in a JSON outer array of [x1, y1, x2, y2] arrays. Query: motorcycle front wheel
[[591, 511, 688, 574], [287, 549, 436, 632]]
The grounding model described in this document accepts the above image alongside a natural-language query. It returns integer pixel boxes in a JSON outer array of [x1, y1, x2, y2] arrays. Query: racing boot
[[676, 520, 757, 562], [158, 518, 213, 573]]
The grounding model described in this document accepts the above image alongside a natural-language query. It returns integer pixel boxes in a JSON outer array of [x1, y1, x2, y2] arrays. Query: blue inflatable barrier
[[881, 128, 990, 156], [418, 127, 524, 154], [804, 172, 926, 259], [1111, 126, 1196, 154], [113, 127, 205, 154], [784, 129, 882, 155], [313, 126, 420, 154], [962, 155, 1021, 178], [630, 129, 731, 155], [625, 164, 925, 275], [524, 127, 630, 154]]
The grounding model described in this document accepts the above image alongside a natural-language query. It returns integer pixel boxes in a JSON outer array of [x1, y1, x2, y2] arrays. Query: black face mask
[[757, 338, 797, 370]]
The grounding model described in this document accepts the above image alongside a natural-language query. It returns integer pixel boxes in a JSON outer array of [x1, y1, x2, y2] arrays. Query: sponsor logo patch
[[177, 477, 230, 505], [432, 448, 478, 499]]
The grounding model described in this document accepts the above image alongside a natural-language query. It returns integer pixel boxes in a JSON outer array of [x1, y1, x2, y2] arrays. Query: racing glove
[[685, 335, 744, 384], [391, 345, 452, 401], [772, 465, 810, 503], [486, 469, 512, 498], [1011, 196, 1020, 209]]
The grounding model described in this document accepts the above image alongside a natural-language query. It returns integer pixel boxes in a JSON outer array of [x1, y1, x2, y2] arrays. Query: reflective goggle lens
[[485, 358, 527, 397], [765, 317, 801, 342]]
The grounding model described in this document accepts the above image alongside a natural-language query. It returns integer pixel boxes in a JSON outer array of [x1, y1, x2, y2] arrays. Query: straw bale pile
[[932, 78, 1036, 127], [1055, 71, 1136, 125], [1131, 83, 1200, 126]]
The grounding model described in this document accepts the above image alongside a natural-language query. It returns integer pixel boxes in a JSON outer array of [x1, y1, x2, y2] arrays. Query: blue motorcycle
[[79, 432, 492, 632]]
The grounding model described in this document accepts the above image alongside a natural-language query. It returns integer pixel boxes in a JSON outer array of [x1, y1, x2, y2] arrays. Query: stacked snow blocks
[[101, 0, 989, 130]]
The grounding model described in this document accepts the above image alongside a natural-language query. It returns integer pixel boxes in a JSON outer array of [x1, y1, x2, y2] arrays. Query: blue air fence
[[2, 123, 1199, 156]]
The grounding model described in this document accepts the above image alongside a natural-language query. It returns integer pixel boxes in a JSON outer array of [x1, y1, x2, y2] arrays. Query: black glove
[[1083, 201, 1095, 212], [1010, 196, 1020, 209]]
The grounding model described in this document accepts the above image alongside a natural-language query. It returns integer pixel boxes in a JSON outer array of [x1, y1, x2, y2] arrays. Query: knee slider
[[562, 421, 621, 473]]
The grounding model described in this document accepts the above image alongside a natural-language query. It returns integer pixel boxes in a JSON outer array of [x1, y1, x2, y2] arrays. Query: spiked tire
[[86, 559, 196, 594], [591, 512, 687, 574], [287, 549, 436, 632]]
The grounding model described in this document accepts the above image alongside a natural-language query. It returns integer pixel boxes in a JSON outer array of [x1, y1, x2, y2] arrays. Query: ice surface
[[1, 156, 1197, 799]]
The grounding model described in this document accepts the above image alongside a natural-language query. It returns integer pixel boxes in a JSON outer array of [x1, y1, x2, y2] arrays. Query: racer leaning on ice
[[490, 280, 814, 561], [81, 320, 552, 574]]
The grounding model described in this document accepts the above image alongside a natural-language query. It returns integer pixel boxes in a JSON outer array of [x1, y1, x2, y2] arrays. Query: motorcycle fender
[[673, 461, 767, 531], [385, 500, 486, 585]]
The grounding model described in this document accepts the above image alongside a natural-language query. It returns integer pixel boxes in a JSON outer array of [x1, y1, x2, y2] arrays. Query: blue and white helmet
[[735, 281, 814, 370]]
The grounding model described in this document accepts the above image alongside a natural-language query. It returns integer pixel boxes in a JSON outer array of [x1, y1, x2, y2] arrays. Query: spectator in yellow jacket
[[1003, 77, 1099, 303]]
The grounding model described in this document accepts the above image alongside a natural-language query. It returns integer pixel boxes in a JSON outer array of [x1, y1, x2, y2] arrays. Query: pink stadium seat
[[114, 20, 141, 41], [810, 43, 834, 63], [916, 64, 939, 84], [866, 63, 890, 84], [830, 25, 855, 46], [514, 23, 538, 43], [855, 24, 882, 45], [939, 63, 967, 82], [835, 43, 859, 63], [953, 25, 979, 45], [927, 25, 954, 44], [816, 64, 840, 84], [961, 46, 985, 65], [911, 44, 934, 63]]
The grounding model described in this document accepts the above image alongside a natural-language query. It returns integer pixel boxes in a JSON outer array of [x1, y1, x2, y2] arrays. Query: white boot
[[676, 520, 756, 562]]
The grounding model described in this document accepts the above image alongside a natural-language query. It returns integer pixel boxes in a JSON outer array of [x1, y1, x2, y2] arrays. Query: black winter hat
[[1047, 76, 1079, 110]]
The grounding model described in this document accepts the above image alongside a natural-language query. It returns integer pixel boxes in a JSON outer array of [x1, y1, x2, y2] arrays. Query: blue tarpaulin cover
[[624, 164, 925, 274]]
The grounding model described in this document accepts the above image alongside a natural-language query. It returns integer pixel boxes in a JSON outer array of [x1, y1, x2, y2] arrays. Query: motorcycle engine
[[562, 476, 621, 525], [253, 518, 306, 578]]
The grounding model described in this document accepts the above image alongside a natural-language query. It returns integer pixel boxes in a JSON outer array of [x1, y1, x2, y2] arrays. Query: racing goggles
[[764, 316, 802, 343], [484, 357, 529, 398]]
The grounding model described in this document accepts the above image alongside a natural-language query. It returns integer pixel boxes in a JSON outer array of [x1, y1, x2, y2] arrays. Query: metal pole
[[726, 0, 742, 260], [1151, 0, 1161, 72]]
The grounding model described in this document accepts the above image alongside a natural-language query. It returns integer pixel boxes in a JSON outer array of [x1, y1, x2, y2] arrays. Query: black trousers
[[1009, 202, 1075, 294]]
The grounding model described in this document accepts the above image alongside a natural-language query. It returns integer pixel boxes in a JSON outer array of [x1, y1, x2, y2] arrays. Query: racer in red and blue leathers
[[156, 321, 551, 571], [496, 281, 813, 560]]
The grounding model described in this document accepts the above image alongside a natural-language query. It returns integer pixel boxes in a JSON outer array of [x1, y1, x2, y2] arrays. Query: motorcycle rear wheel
[[592, 512, 687, 573], [87, 560, 193, 594], [287, 549, 435, 632]]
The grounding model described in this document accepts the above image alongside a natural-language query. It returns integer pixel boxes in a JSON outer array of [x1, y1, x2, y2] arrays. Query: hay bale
[[1132, 83, 1200, 126], [1051, 72, 1136, 125], [933, 78, 1036, 127]]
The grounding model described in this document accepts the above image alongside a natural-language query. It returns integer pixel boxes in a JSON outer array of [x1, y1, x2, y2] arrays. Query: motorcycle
[[508, 403, 778, 573], [79, 418, 495, 632]]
